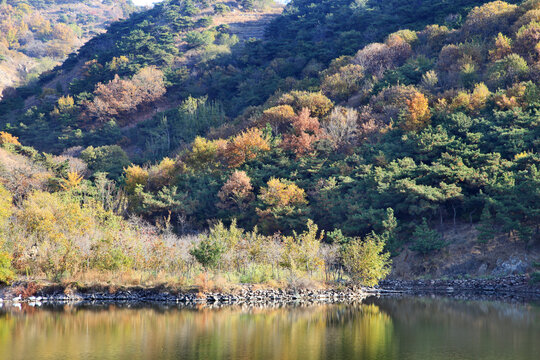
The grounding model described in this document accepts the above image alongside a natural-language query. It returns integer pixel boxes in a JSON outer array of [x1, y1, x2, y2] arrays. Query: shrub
[[341, 235, 392, 286], [0, 252, 15, 285], [0, 131, 21, 145]]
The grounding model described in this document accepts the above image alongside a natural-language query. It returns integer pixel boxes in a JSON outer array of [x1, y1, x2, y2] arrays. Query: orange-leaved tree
[[282, 108, 323, 157], [224, 128, 270, 168]]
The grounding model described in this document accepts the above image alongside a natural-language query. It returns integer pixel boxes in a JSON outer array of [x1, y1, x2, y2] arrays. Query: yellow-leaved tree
[[401, 92, 431, 131]]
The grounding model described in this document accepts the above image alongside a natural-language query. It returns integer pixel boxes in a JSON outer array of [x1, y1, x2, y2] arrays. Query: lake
[[0, 295, 538, 360]]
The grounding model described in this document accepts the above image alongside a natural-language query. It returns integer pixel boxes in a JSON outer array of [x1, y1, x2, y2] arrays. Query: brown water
[[0, 296, 538, 360]]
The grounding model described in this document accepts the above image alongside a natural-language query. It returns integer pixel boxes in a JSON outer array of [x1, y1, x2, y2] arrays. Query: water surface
[[0, 296, 538, 360]]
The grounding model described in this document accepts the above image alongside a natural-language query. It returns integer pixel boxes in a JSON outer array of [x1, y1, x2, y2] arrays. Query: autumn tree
[[514, 21, 540, 61], [217, 170, 254, 210], [282, 108, 323, 157], [124, 164, 149, 193], [258, 105, 296, 133], [490, 33, 513, 60], [321, 64, 365, 101], [84, 66, 165, 125], [280, 220, 324, 275], [401, 92, 431, 131], [257, 178, 308, 234], [224, 128, 270, 167], [131, 66, 167, 104], [277, 91, 333, 118], [462, 1, 518, 36]]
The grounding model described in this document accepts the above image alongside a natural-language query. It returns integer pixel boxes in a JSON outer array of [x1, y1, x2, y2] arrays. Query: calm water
[[0, 296, 539, 360]]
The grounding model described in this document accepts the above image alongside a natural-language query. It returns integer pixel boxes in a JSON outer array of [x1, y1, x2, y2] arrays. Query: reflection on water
[[0, 296, 538, 360]]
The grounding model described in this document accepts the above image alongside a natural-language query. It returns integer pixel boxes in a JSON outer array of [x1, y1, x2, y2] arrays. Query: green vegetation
[[0, 0, 539, 288]]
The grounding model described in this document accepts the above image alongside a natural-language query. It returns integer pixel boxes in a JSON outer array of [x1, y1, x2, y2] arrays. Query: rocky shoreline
[[379, 274, 539, 295], [0, 285, 371, 307], [0, 275, 538, 307]]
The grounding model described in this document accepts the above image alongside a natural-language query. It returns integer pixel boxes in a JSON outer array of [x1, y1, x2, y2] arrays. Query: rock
[[492, 256, 529, 276]]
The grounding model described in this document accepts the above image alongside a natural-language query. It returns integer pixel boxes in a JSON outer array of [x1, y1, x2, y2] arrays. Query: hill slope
[[0, 0, 538, 285], [0, 0, 136, 97]]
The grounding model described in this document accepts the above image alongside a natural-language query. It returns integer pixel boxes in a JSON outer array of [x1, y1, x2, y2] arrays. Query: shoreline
[[1, 275, 539, 306]]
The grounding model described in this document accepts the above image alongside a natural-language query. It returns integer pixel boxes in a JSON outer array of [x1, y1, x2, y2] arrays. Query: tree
[[0, 185, 12, 229], [341, 235, 392, 286], [257, 178, 308, 234], [321, 64, 365, 101], [280, 220, 324, 275], [401, 92, 431, 131], [213, 3, 230, 14], [410, 218, 445, 254], [282, 108, 323, 157], [84, 67, 165, 125], [278, 91, 333, 118], [0, 252, 15, 285], [190, 235, 225, 270], [184, 30, 215, 48], [124, 164, 149, 194], [514, 21, 540, 62], [80, 145, 130, 179], [224, 128, 270, 167], [218, 170, 254, 210], [489, 33, 513, 61], [463, 1, 518, 36], [323, 106, 359, 150], [259, 105, 296, 133], [131, 66, 166, 104], [489, 53, 529, 86]]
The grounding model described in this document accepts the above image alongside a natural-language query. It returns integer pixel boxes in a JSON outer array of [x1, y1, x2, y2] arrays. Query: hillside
[[0, 0, 539, 286], [0, 0, 513, 156], [0, 0, 137, 97]]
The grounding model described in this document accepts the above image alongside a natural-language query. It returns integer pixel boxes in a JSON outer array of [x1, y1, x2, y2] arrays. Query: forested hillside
[[0, 0, 538, 286], [0, 0, 136, 96]]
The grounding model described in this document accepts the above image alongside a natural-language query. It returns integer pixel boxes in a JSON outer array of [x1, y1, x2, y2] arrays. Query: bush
[[341, 235, 392, 286], [0, 252, 15, 285]]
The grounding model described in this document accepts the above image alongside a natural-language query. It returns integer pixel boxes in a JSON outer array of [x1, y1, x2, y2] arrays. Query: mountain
[[0, 0, 137, 96]]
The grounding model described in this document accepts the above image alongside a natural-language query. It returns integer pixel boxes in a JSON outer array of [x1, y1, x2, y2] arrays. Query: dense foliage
[[0, 0, 539, 286]]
